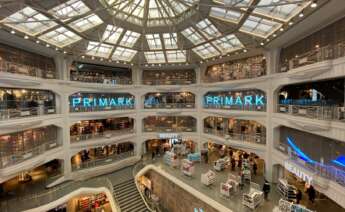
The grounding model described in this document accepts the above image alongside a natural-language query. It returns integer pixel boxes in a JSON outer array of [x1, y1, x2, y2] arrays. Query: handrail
[[70, 128, 134, 142], [142, 79, 196, 85], [143, 126, 197, 133], [70, 105, 134, 113], [144, 103, 195, 109], [204, 103, 266, 112], [204, 128, 266, 145], [0, 60, 56, 79], [0, 106, 56, 121]]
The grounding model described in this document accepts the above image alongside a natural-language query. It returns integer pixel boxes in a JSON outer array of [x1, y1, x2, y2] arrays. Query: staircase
[[113, 179, 150, 212]]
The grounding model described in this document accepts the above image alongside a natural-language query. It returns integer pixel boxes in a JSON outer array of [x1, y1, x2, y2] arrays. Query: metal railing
[[144, 103, 195, 109], [204, 128, 266, 145], [70, 105, 134, 113], [70, 128, 135, 143], [143, 126, 197, 133], [0, 176, 114, 212], [0, 106, 56, 120], [72, 151, 135, 171], [0, 140, 60, 168], [203, 68, 266, 83], [277, 104, 345, 121], [70, 74, 132, 85], [142, 79, 196, 85], [0, 60, 56, 79], [204, 103, 266, 112]]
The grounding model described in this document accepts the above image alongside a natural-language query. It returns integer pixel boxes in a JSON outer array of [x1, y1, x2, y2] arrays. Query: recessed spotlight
[[46, 44, 50, 47], [10, 30, 15, 34], [91, 56, 95, 60], [81, 55, 85, 59], [289, 22, 293, 26], [100, 58, 104, 61], [55, 47, 59, 51], [280, 28, 284, 31], [63, 51, 67, 54], [200, 61, 203, 64], [273, 34, 277, 37], [260, 42, 264, 46], [266, 38, 270, 42], [36, 40, 40, 44], [299, 12, 304, 18], [311, 1, 317, 8], [243, 49, 247, 53], [24, 35, 29, 39]]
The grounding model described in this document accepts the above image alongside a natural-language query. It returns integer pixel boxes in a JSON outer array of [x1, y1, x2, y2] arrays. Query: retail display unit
[[278, 179, 297, 201], [201, 170, 216, 186], [277, 199, 315, 212], [163, 151, 179, 168], [214, 158, 226, 171], [187, 152, 201, 162], [242, 188, 264, 209], [181, 159, 194, 177]]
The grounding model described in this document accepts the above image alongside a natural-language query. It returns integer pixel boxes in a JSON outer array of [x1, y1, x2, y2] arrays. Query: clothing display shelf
[[181, 159, 194, 176], [242, 188, 264, 209], [278, 178, 297, 201], [163, 151, 179, 167], [201, 170, 216, 186], [278, 199, 315, 212]]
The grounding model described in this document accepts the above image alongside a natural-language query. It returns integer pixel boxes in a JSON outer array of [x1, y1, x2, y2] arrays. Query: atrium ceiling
[[0, 0, 326, 66]]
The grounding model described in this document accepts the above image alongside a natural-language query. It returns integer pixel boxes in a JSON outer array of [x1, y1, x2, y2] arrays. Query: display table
[[201, 170, 216, 186], [181, 159, 194, 176], [187, 152, 201, 162], [242, 188, 264, 209], [278, 199, 315, 212], [163, 151, 179, 168], [220, 182, 233, 197]]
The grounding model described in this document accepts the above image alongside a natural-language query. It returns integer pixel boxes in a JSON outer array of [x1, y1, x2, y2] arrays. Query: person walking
[[296, 189, 302, 204], [253, 162, 258, 176], [231, 157, 236, 171], [307, 185, 316, 204], [262, 180, 271, 200], [239, 172, 245, 190]]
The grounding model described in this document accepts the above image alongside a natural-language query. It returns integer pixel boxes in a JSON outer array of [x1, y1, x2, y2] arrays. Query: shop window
[[204, 89, 266, 111], [0, 87, 56, 120], [204, 55, 266, 83], [69, 92, 135, 112], [0, 43, 56, 78], [143, 116, 196, 132], [142, 69, 196, 85], [144, 92, 195, 109], [70, 62, 132, 85]]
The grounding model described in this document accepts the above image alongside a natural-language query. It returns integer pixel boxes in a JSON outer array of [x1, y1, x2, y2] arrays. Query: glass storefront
[[204, 55, 266, 83], [69, 92, 135, 113], [144, 92, 195, 109], [278, 78, 345, 121], [204, 89, 266, 111], [142, 69, 196, 85], [70, 117, 134, 142], [0, 43, 56, 78], [143, 116, 196, 132], [70, 62, 132, 85], [204, 117, 266, 145], [0, 87, 56, 120]]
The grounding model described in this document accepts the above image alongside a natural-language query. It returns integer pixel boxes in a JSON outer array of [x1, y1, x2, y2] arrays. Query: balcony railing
[[0, 106, 56, 121], [0, 139, 60, 168], [204, 128, 266, 145], [277, 104, 345, 121], [0, 60, 55, 79], [72, 151, 135, 171], [276, 144, 345, 188], [143, 126, 196, 133], [204, 104, 266, 112], [70, 128, 135, 143], [70, 74, 132, 85], [144, 103, 195, 109], [142, 79, 196, 85], [70, 105, 134, 113]]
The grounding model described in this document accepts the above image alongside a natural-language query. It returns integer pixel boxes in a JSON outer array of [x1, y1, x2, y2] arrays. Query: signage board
[[284, 161, 313, 184]]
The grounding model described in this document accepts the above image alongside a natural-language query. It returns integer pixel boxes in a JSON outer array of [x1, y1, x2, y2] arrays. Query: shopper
[[239, 172, 245, 190], [307, 185, 316, 204], [231, 157, 236, 171], [296, 189, 302, 204], [253, 162, 258, 176], [151, 151, 155, 160], [262, 180, 270, 200]]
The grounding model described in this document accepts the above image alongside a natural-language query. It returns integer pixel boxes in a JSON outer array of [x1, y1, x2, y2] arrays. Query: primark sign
[[71, 96, 134, 108], [204, 94, 265, 107]]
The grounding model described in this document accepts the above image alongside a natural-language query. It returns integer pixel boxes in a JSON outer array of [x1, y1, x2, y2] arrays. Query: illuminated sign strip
[[204, 95, 265, 106], [71, 97, 134, 108]]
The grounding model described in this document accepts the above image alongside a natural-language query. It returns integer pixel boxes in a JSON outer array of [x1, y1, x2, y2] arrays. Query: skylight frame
[[112, 47, 137, 61], [49, 0, 90, 22], [192, 43, 220, 59], [181, 27, 205, 45], [3, 6, 57, 36], [166, 50, 186, 63], [196, 18, 221, 39], [120, 30, 141, 48], [146, 34, 163, 50], [144, 51, 166, 63], [212, 34, 244, 54], [68, 13, 103, 32], [102, 24, 124, 44], [86, 41, 113, 58], [240, 15, 282, 38], [39, 26, 82, 48], [210, 7, 243, 24], [163, 33, 178, 49]]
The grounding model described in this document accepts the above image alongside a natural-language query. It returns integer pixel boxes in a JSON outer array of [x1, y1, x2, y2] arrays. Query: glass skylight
[[210, 7, 243, 23], [144, 51, 166, 63], [102, 25, 124, 44], [86, 41, 113, 58], [213, 0, 252, 9], [146, 34, 162, 50], [213, 34, 243, 54], [68, 14, 103, 32], [192, 43, 220, 59], [112, 47, 137, 61], [240, 15, 282, 38], [3, 6, 57, 36], [181, 27, 205, 45], [163, 33, 178, 49], [254, 0, 311, 22], [166, 50, 186, 63], [196, 19, 221, 39], [120, 30, 140, 48], [49, 0, 90, 21], [39, 27, 82, 48]]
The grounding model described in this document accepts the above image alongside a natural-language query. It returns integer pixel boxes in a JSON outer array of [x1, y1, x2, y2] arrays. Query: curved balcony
[[144, 92, 195, 109], [204, 128, 266, 145], [143, 116, 197, 133], [142, 69, 196, 86]]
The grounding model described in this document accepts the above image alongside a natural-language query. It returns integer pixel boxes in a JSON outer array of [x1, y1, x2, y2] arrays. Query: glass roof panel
[[146, 34, 162, 50], [102, 24, 124, 44], [213, 0, 252, 9], [3, 6, 57, 36], [120, 30, 141, 47], [192, 43, 220, 59], [166, 50, 186, 63], [254, 0, 311, 22], [39, 27, 82, 48], [181, 27, 205, 45], [210, 7, 243, 23], [213, 34, 243, 54], [68, 14, 103, 32], [112, 47, 137, 61], [240, 15, 282, 38], [86, 41, 113, 58], [144, 51, 166, 63], [49, 0, 90, 21], [163, 33, 178, 49], [196, 18, 221, 39]]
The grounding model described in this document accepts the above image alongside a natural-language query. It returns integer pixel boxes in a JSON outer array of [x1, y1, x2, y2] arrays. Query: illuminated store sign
[[204, 95, 265, 106], [158, 133, 180, 139], [284, 161, 313, 184], [71, 97, 134, 108]]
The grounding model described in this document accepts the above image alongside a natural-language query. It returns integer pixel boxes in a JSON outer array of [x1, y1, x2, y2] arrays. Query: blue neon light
[[204, 95, 265, 106], [71, 97, 134, 108], [287, 137, 315, 163], [332, 156, 345, 168]]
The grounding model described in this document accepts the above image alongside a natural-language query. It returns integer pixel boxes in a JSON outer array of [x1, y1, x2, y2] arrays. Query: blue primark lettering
[[99, 98, 108, 107], [244, 95, 253, 105], [118, 97, 124, 105], [204, 95, 265, 106], [83, 98, 91, 107], [126, 98, 133, 105], [255, 95, 264, 105], [225, 96, 233, 105], [206, 96, 213, 105], [109, 98, 117, 106], [72, 98, 81, 107], [235, 96, 243, 105]]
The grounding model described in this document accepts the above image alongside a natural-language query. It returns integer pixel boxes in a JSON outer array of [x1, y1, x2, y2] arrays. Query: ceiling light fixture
[[260, 42, 264, 46], [24, 35, 29, 39], [311, 1, 317, 8], [10, 30, 15, 34], [36, 40, 40, 44], [289, 22, 293, 26], [299, 12, 304, 18], [46, 44, 50, 47]]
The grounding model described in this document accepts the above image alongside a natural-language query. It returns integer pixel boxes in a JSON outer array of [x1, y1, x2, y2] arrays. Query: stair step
[[114, 179, 134, 187], [121, 200, 146, 212], [118, 193, 142, 204], [114, 183, 137, 194], [117, 190, 140, 202], [131, 204, 149, 212], [116, 186, 138, 197]]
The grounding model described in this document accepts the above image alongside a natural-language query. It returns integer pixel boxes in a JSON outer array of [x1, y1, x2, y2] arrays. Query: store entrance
[[145, 139, 196, 157]]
